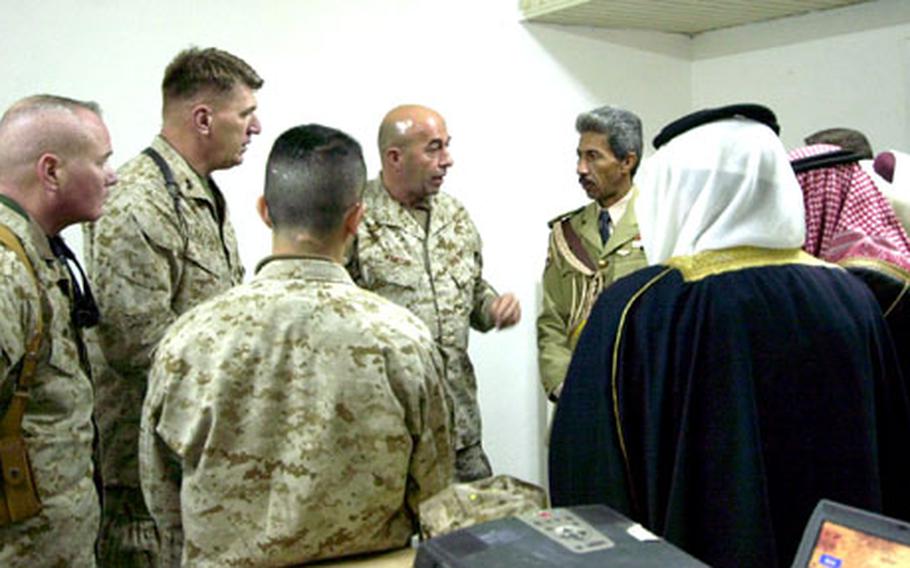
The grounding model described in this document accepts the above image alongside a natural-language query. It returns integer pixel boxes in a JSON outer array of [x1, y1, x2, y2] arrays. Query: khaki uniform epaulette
[[547, 205, 586, 229]]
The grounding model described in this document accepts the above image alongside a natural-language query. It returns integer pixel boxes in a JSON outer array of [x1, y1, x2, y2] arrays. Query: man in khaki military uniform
[[347, 105, 521, 482], [84, 47, 263, 566], [0, 95, 117, 565], [537, 105, 647, 400], [140, 124, 454, 566]]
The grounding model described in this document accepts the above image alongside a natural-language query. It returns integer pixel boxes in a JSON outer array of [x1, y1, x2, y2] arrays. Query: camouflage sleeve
[[467, 222, 498, 333], [89, 191, 184, 370], [139, 343, 188, 566], [387, 333, 455, 515], [536, 229, 573, 399], [0, 250, 37, 397]]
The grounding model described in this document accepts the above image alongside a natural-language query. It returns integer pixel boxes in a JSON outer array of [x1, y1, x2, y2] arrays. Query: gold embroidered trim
[[610, 267, 673, 515], [553, 224, 596, 277], [666, 247, 832, 282], [838, 257, 910, 318]]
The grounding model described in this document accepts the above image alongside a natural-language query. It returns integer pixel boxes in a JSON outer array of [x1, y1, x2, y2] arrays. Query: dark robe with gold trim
[[549, 247, 910, 568]]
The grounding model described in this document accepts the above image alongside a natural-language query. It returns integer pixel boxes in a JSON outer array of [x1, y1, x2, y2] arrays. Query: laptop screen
[[803, 520, 910, 567], [792, 500, 910, 568]]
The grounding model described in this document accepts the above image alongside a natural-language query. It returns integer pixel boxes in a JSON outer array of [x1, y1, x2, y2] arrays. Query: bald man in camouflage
[[347, 104, 520, 481]]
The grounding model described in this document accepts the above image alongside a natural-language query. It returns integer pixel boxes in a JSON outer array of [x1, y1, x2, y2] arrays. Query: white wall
[[691, 0, 910, 151], [0, 0, 692, 488]]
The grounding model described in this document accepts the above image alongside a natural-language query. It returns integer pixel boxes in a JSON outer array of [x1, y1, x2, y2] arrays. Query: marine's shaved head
[[0, 94, 115, 235], [377, 104, 445, 153], [0, 95, 101, 185], [375, 104, 453, 206]]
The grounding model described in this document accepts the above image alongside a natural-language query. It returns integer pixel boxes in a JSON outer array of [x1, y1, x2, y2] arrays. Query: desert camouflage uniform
[[347, 177, 498, 481], [0, 198, 98, 566], [419, 475, 548, 539], [140, 256, 454, 566], [84, 136, 243, 565]]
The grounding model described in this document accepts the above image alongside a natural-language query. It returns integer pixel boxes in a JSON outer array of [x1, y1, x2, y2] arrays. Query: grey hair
[[0, 94, 103, 176], [0, 94, 101, 126], [576, 105, 643, 177]]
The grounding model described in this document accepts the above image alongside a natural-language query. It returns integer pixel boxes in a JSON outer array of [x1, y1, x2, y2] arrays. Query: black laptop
[[790, 500, 910, 567]]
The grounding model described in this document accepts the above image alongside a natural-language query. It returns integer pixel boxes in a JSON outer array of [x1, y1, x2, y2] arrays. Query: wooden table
[[309, 547, 416, 567]]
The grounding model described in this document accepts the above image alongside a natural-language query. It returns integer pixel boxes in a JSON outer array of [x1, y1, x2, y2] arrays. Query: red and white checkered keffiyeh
[[789, 144, 910, 271]]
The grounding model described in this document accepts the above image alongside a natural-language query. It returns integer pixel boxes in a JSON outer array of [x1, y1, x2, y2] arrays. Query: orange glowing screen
[[806, 521, 910, 567]]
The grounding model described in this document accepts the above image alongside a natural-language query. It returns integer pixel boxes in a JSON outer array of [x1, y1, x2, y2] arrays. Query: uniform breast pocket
[[358, 241, 424, 294], [46, 336, 82, 378], [181, 238, 229, 287], [43, 281, 83, 379], [446, 259, 476, 314], [363, 262, 423, 295], [611, 245, 648, 280]]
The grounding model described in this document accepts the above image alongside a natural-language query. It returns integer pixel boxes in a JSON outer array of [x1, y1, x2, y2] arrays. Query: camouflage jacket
[[140, 256, 454, 566], [537, 191, 647, 398], [0, 200, 98, 566], [347, 177, 498, 450], [84, 135, 244, 489]]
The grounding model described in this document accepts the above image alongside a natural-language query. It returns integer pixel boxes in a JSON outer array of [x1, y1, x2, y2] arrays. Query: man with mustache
[[84, 46, 263, 566], [346, 104, 520, 482], [537, 105, 647, 401]]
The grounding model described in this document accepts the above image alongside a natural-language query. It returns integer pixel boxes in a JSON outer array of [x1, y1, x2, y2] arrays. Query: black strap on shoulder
[[791, 149, 865, 174], [142, 147, 183, 223]]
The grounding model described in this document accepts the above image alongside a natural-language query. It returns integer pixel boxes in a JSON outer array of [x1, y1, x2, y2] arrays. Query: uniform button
[[598, 259, 609, 268]]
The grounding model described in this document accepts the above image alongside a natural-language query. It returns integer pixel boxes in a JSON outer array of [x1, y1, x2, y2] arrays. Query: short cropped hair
[[804, 128, 873, 160], [0, 94, 102, 169], [576, 105, 643, 177], [162, 47, 263, 103], [264, 124, 366, 235], [0, 94, 100, 125]]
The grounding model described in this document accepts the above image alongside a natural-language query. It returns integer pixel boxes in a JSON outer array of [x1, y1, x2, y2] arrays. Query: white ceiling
[[519, 0, 874, 35]]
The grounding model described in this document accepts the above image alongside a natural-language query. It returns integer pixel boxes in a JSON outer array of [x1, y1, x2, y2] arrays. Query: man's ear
[[192, 104, 213, 135], [621, 151, 638, 177], [343, 201, 364, 236], [256, 194, 273, 228], [36, 153, 63, 193], [385, 147, 402, 169]]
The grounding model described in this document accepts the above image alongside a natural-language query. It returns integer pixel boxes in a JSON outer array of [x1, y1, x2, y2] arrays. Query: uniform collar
[[151, 135, 219, 204], [578, 186, 639, 255], [254, 254, 354, 284], [0, 194, 29, 221], [0, 198, 54, 260], [364, 176, 429, 232], [603, 185, 634, 226]]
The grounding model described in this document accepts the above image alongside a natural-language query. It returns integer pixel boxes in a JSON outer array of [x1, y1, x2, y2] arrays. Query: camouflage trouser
[[98, 487, 158, 568], [455, 443, 492, 482]]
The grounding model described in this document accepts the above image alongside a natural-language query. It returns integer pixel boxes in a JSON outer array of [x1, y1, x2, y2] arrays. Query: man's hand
[[489, 293, 521, 329]]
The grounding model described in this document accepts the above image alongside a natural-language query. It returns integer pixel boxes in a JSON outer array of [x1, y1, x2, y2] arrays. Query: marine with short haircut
[[84, 46, 263, 565], [140, 124, 454, 566], [0, 94, 117, 565]]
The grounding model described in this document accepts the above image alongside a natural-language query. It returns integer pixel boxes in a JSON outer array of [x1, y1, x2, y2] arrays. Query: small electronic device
[[414, 504, 708, 567], [790, 499, 910, 567]]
